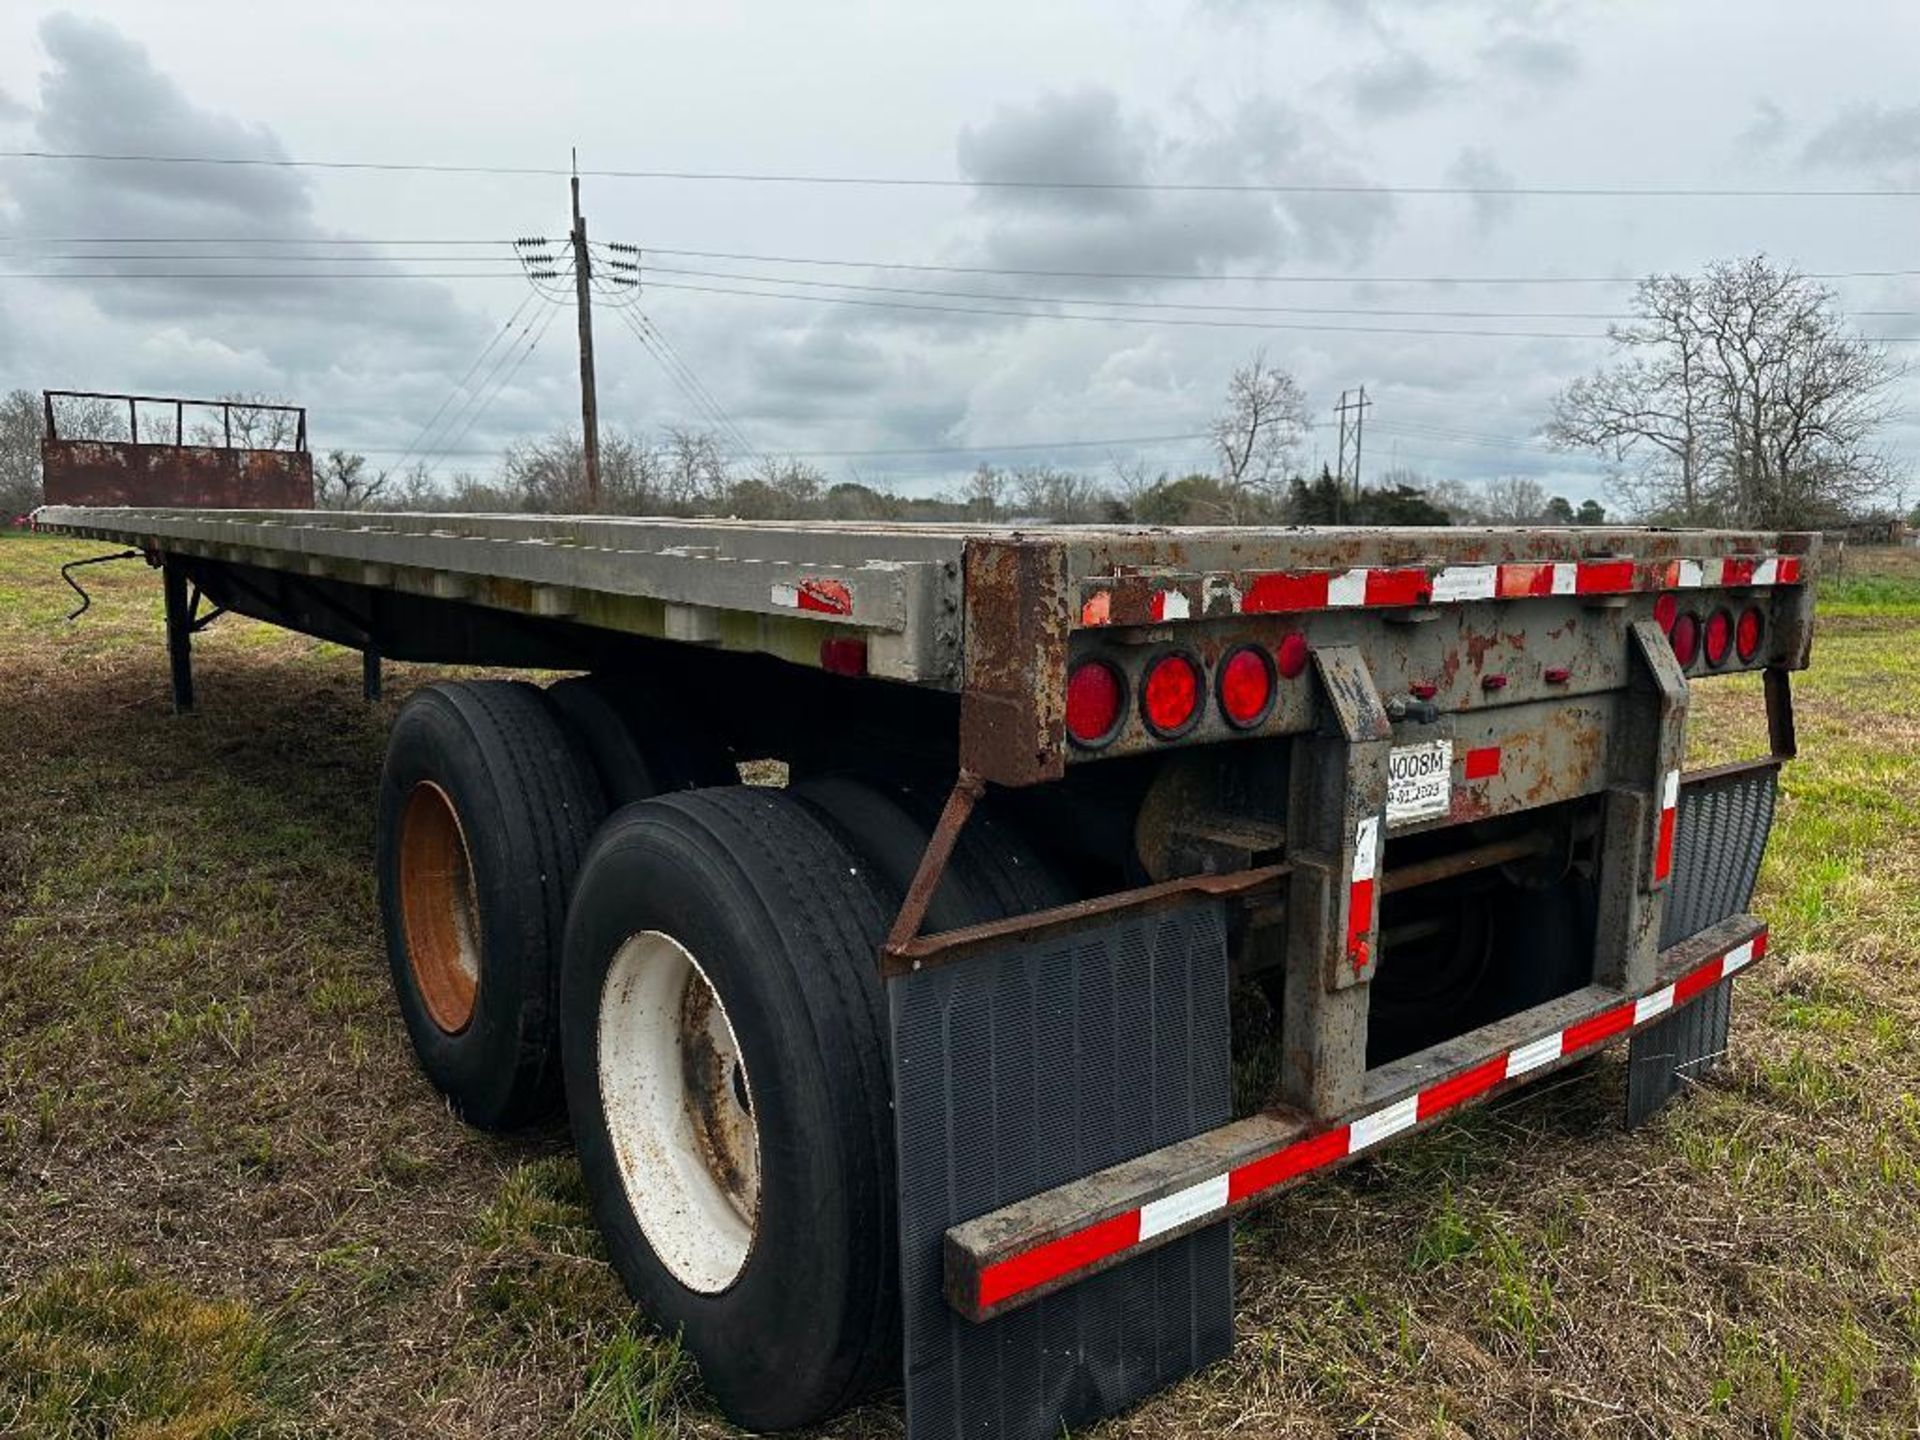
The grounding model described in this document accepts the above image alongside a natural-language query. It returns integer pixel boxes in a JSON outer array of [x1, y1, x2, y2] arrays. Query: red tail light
[[1736, 607, 1764, 663], [1276, 632, 1311, 681], [1141, 652, 1203, 738], [1703, 608, 1733, 667], [1670, 612, 1701, 667], [1217, 646, 1275, 729], [1653, 592, 1678, 633], [1065, 660, 1126, 747]]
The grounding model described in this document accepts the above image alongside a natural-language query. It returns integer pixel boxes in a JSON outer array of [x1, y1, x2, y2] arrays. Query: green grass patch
[[0, 1259, 288, 1438]]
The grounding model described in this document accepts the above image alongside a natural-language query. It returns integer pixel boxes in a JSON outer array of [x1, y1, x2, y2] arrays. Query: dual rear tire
[[377, 687, 1067, 1430]]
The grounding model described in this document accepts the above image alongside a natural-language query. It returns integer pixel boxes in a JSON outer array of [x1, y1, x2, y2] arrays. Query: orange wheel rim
[[399, 781, 481, 1033]]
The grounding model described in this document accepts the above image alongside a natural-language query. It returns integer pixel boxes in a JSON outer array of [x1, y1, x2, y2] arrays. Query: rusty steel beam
[[956, 537, 1071, 786]]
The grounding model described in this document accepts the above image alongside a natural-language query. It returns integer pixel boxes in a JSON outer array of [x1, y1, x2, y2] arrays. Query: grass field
[[2, 532, 1918, 1438]]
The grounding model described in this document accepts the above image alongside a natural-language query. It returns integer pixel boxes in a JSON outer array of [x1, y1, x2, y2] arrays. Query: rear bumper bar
[[945, 911, 1766, 1322]]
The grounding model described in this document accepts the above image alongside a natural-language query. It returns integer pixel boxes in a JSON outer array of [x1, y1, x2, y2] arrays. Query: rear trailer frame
[[34, 503, 1814, 1438]]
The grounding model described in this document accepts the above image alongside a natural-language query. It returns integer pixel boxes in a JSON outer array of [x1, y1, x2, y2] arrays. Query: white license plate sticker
[[1387, 740, 1453, 825]]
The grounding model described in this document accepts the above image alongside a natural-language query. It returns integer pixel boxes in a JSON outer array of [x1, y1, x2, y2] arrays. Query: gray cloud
[[0, 14, 501, 459], [1445, 146, 1516, 233], [1344, 51, 1456, 119], [953, 89, 1395, 285], [0, 87, 27, 123], [1478, 33, 1581, 90], [1738, 98, 1789, 151], [1801, 102, 1920, 170]]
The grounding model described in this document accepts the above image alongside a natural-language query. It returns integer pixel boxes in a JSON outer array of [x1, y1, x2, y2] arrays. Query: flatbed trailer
[[36, 493, 1815, 1438]]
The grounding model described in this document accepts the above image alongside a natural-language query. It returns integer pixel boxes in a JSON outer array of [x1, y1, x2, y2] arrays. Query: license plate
[[1387, 740, 1452, 825]]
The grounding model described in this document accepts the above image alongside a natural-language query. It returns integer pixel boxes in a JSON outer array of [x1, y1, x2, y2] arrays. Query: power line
[[638, 279, 1616, 339], [0, 270, 539, 280], [9, 147, 1920, 198], [0, 251, 519, 263], [637, 245, 1920, 289], [643, 280, 1920, 342], [0, 235, 516, 245], [637, 262, 1634, 320], [418, 301, 565, 472], [383, 288, 543, 477]]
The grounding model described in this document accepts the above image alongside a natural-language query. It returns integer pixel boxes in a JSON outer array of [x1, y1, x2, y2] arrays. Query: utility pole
[[1334, 386, 1372, 509], [570, 154, 602, 509]]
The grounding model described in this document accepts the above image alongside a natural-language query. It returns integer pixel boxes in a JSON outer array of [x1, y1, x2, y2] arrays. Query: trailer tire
[[377, 680, 605, 1131], [796, 774, 1075, 931], [545, 675, 734, 808], [560, 788, 897, 1432]]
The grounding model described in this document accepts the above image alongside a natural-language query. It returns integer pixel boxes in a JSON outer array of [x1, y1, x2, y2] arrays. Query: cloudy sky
[[2, 1, 1919, 507]]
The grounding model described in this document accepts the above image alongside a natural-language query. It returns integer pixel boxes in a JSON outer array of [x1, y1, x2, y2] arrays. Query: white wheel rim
[[598, 930, 760, 1293]]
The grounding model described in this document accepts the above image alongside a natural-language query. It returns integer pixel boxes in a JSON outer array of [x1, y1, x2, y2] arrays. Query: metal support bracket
[[1593, 619, 1689, 992], [1281, 644, 1392, 1118]]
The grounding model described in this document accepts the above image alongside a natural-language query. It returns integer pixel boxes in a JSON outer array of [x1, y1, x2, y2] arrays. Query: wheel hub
[[599, 930, 761, 1293]]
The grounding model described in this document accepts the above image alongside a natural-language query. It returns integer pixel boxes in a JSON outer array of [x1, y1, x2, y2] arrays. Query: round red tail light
[[1141, 652, 1203, 738], [1065, 660, 1126, 747], [1653, 592, 1678, 633], [1703, 608, 1734, 667], [1736, 607, 1764, 663], [1669, 612, 1701, 667], [1218, 646, 1275, 729]]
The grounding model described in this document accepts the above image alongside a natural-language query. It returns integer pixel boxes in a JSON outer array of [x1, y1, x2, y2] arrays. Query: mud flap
[[890, 903, 1233, 1440], [1629, 764, 1774, 1128], [1625, 978, 1733, 1129]]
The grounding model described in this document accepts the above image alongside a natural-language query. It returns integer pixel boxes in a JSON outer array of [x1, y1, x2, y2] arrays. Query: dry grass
[[2, 533, 1918, 1438]]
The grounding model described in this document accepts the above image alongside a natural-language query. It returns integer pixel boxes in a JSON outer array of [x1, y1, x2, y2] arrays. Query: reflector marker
[[1077, 553, 1806, 627], [1653, 768, 1680, 884], [770, 577, 854, 616], [1138, 1174, 1230, 1240], [1346, 815, 1382, 975], [1464, 745, 1502, 780], [965, 922, 1769, 1316], [1150, 589, 1191, 621]]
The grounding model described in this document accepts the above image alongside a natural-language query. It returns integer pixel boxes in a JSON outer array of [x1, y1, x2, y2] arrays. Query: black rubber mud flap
[[1629, 764, 1773, 1128], [891, 904, 1234, 1440], [1626, 979, 1733, 1129]]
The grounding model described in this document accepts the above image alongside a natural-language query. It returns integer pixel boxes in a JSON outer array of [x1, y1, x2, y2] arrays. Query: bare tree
[[314, 449, 390, 510], [1549, 257, 1903, 526], [1108, 456, 1168, 521], [661, 427, 730, 511], [1013, 465, 1101, 523], [964, 463, 1008, 521], [188, 392, 301, 451], [752, 455, 825, 512], [1, 389, 44, 516], [1208, 351, 1310, 523], [1480, 475, 1548, 523]]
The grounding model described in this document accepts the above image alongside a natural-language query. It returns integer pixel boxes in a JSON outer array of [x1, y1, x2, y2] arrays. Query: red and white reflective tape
[[1346, 815, 1381, 975], [1653, 768, 1680, 884], [770, 576, 854, 616], [1078, 552, 1804, 627], [970, 924, 1767, 1312]]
